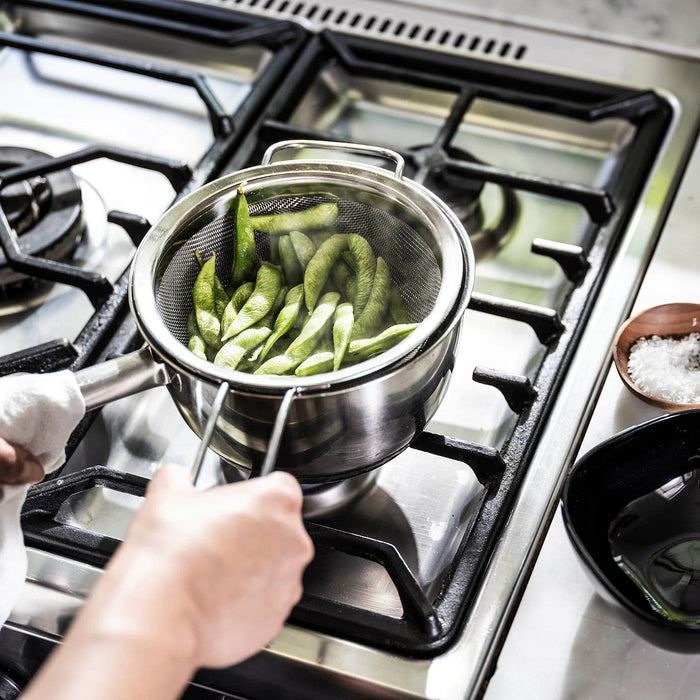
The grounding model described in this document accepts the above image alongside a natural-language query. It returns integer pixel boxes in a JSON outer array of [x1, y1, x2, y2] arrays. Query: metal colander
[[157, 194, 443, 347], [131, 142, 470, 392]]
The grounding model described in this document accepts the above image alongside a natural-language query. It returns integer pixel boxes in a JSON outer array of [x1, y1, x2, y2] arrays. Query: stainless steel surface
[[75, 346, 170, 410], [174, 5, 697, 697], [3, 2, 700, 700], [54, 486, 143, 540]]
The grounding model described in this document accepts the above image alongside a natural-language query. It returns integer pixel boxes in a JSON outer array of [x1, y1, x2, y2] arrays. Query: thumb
[[147, 463, 194, 496]]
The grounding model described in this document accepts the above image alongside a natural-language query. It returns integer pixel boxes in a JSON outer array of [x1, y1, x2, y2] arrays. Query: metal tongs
[[190, 383, 298, 484]]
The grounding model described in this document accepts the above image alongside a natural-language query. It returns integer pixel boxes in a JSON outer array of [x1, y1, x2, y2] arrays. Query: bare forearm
[[22, 628, 194, 700], [23, 542, 199, 700]]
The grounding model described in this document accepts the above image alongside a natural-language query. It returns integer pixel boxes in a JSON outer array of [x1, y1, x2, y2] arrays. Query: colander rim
[[129, 158, 474, 391]]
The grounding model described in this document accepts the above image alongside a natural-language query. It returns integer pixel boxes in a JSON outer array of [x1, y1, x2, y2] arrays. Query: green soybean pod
[[214, 278, 230, 319], [289, 230, 316, 268], [220, 280, 255, 339], [195, 250, 229, 318], [222, 262, 282, 342], [249, 202, 339, 235], [230, 189, 255, 287], [279, 235, 303, 286], [255, 291, 339, 375], [310, 230, 332, 248], [389, 286, 408, 324], [192, 252, 221, 349], [187, 334, 208, 361], [257, 284, 304, 363], [286, 291, 339, 357], [304, 234, 348, 312], [330, 258, 355, 303], [255, 284, 288, 334], [187, 310, 198, 337], [347, 234, 376, 315], [295, 351, 334, 376], [213, 327, 273, 370], [332, 302, 354, 371], [345, 323, 419, 364], [350, 256, 391, 340]]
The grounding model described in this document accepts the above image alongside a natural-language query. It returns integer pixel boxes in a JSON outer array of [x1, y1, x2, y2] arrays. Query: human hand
[[69, 464, 314, 672], [0, 437, 44, 486]]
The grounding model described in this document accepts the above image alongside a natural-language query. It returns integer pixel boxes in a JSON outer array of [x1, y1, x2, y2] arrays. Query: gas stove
[[0, 1, 698, 699]]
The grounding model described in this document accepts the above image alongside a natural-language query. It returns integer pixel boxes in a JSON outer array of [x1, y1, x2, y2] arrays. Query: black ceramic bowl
[[562, 409, 700, 653]]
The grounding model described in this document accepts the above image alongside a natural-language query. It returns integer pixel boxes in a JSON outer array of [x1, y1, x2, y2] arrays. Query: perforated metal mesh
[[157, 195, 442, 345]]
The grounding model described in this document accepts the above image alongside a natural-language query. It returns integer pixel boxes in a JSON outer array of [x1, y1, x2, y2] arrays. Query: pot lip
[[129, 158, 475, 392]]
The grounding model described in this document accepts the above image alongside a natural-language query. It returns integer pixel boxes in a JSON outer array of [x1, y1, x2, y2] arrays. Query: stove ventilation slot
[[215, 0, 528, 60]]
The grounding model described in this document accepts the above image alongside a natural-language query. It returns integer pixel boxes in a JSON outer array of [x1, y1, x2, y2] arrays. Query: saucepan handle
[[74, 346, 170, 411], [261, 139, 405, 180]]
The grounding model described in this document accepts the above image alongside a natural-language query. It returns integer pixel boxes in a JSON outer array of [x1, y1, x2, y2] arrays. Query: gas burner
[[407, 144, 520, 259], [219, 459, 378, 517], [0, 147, 84, 288], [301, 471, 377, 518]]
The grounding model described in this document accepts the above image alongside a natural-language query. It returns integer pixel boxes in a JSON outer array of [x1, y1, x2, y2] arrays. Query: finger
[[146, 463, 193, 497], [0, 440, 44, 485]]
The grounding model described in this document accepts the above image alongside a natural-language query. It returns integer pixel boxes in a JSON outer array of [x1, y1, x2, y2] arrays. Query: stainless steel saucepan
[[74, 141, 475, 483]]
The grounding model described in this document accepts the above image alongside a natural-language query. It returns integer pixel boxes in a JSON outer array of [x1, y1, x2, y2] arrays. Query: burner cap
[[0, 146, 84, 287], [409, 144, 519, 259]]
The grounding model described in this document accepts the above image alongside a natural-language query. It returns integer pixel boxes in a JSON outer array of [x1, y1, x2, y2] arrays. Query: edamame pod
[[230, 189, 255, 287], [192, 252, 221, 349], [330, 258, 355, 303], [257, 284, 304, 363], [195, 250, 229, 318], [221, 280, 255, 338], [347, 234, 376, 314], [188, 334, 208, 361], [332, 302, 354, 371], [255, 292, 340, 375], [304, 234, 348, 311], [250, 202, 338, 235], [213, 327, 272, 370], [350, 256, 391, 340], [345, 323, 419, 364], [289, 230, 316, 268], [187, 310, 198, 337], [295, 351, 334, 376], [222, 262, 283, 342], [279, 235, 303, 286]]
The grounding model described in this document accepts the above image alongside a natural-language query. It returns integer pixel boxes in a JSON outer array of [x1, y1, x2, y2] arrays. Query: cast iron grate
[[0, 0, 305, 308]]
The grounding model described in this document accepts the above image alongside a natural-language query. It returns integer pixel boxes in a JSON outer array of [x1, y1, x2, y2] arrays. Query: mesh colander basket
[[130, 142, 472, 392]]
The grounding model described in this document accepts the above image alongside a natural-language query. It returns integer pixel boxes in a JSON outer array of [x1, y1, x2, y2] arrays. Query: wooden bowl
[[612, 302, 700, 411]]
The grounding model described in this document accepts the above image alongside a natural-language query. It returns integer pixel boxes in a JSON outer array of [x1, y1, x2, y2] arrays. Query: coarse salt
[[627, 332, 700, 405]]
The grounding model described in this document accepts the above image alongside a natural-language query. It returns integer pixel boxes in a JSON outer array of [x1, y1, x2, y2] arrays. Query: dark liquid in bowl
[[609, 459, 700, 626]]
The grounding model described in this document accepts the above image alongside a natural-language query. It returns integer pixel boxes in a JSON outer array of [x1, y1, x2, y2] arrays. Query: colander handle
[[261, 140, 405, 180]]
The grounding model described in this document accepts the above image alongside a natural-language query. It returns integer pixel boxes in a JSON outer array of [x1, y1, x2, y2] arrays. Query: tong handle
[[191, 381, 229, 484], [258, 387, 298, 477]]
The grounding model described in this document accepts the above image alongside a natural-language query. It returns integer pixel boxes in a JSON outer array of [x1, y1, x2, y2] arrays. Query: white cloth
[[0, 371, 85, 625]]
